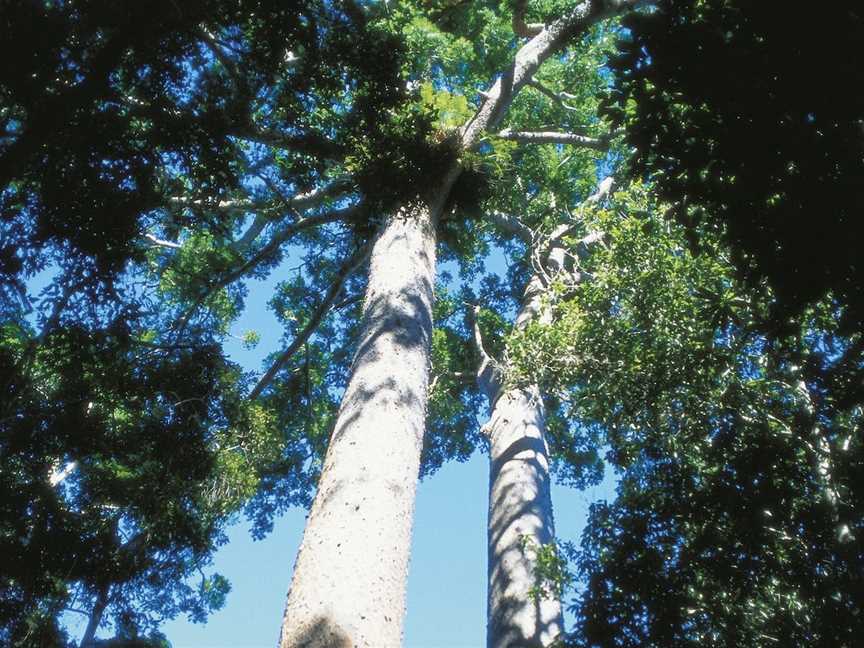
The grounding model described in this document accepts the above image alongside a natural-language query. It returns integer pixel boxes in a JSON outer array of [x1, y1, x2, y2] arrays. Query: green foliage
[[0, 0, 417, 641], [604, 1, 864, 337], [519, 536, 576, 603], [423, 285, 485, 476], [507, 183, 864, 646]]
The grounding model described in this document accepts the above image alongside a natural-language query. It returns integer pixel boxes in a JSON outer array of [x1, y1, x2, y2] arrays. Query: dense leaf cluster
[[604, 1, 864, 333], [510, 185, 864, 646]]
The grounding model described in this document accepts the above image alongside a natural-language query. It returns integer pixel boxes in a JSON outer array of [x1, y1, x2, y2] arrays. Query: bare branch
[[487, 211, 533, 245], [512, 0, 545, 38], [229, 126, 344, 160], [167, 195, 262, 213], [549, 177, 614, 242], [526, 79, 580, 111], [249, 243, 372, 400], [496, 128, 608, 150], [49, 460, 78, 487], [468, 305, 504, 405], [144, 233, 183, 249]]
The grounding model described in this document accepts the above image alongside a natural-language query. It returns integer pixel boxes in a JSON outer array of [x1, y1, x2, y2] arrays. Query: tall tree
[[506, 184, 864, 646], [472, 180, 609, 648], [276, 2, 648, 645], [0, 1, 413, 643]]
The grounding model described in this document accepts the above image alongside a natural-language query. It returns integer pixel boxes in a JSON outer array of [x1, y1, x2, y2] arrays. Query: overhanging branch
[[175, 204, 361, 328], [249, 242, 372, 400], [496, 129, 608, 150], [229, 126, 344, 160], [487, 211, 533, 245]]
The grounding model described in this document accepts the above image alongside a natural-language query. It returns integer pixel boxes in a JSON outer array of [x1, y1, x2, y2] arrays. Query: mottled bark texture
[[472, 229, 568, 647], [485, 387, 562, 648], [279, 205, 437, 647], [481, 182, 608, 646]]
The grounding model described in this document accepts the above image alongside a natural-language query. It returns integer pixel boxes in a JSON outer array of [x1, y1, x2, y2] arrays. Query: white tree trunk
[[479, 208, 601, 646], [279, 204, 437, 647], [486, 386, 563, 648]]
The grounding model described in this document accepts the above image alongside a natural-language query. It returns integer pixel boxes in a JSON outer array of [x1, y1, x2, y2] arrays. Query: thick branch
[[249, 243, 372, 400], [167, 195, 261, 213], [496, 128, 608, 150], [461, 0, 643, 149], [79, 585, 110, 648], [488, 211, 533, 245], [548, 176, 615, 242], [512, 0, 545, 37], [518, 178, 613, 328]]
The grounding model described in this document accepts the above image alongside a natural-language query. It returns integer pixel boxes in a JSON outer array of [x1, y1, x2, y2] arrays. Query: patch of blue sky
[[54, 231, 617, 647]]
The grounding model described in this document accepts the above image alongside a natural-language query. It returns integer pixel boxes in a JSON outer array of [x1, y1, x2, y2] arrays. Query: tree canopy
[[2, 0, 863, 646]]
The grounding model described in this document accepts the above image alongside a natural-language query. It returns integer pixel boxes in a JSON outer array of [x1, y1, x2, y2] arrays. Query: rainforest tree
[[1, 0, 411, 644], [5, 1, 864, 647]]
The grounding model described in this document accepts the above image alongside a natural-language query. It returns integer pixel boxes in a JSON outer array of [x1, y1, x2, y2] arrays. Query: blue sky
[[160, 249, 616, 647], [53, 242, 617, 647]]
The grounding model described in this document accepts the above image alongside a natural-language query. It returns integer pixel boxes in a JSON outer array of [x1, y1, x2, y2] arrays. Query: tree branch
[[460, 0, 644, 149], [144, 233, 183, 249], [544, 176, 614, 243], [487, 211, 533, 245], [527, 79, 580, 111], [49, 460, 78, 487], [229, 126, 344, 160], [468, 305, 504, 405], [176, 204, 361, 328], [512, 0, 545, 38], [230, 177, 355, 254], [496, 128, 608, 150], [249, 243, 372, 400]]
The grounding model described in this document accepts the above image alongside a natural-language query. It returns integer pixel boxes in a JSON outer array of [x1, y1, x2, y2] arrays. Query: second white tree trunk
[[486, 386, 563, 648]]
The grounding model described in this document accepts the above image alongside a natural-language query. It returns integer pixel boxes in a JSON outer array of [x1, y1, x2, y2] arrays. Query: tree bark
[[485, 386, 563, 648], [474, 241, 566, 647], [79, 585, 109, 648], [279, 203, 437, 647]]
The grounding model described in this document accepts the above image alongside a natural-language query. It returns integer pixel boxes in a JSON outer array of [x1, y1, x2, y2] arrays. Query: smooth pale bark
[[276, 0, 638, 640], [480, 185, 607, 647], [496, 129, 608, 150], [279, 204, 438, 648], [485, 386, 562, 648], [481, 260, 564, 648]]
